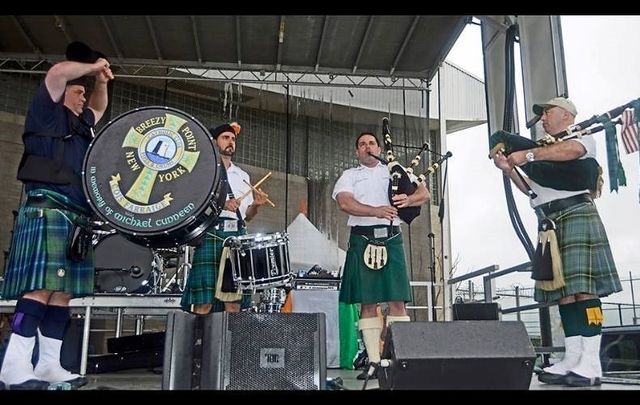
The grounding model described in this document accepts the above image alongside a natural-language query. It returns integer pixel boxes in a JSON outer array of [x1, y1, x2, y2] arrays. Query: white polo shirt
[[220, 162, 254, 220], [332, 162, 401, 226]]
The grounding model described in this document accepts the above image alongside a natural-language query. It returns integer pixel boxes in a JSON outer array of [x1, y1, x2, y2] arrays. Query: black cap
[[64, 42, 106, 88], [65, 41, 105, 64], [210, 122, 241, 139]]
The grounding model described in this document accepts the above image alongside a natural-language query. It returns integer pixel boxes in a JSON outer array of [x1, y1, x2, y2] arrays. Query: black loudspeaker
[[107, 332, 165, 353], [202, 312, 326, 390], [452, 302, 500, 320], [162, 311, 326, 390], [379, 321, 535, 390], [87, 350, 163, 373]]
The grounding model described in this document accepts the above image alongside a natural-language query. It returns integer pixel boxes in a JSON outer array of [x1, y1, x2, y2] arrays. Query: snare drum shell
[[227, 233, 292, 290]]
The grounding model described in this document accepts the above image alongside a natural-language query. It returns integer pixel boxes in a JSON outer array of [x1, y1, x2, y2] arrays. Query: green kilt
[[339, 230, 412, 305], [534, 201, 621, 303], [181, 220, 251, 312], [2, 189, 94, 300]]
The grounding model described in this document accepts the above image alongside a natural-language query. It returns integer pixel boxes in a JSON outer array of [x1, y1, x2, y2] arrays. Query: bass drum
[[94, 233, 160, 294], [83, 106, 227, 247]]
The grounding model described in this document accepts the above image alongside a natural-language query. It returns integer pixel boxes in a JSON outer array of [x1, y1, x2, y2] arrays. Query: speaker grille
[[225, 313, 323, 390]]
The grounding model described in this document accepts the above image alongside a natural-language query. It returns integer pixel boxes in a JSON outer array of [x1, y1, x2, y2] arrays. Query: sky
[[444, 16, 640, 304]]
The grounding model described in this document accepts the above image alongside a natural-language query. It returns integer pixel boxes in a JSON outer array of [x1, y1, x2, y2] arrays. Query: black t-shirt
[[23, 82, 95, 209]]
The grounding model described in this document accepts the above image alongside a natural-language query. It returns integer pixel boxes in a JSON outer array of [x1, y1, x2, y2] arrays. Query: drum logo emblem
[[109, 113, 201, 214], [268, 248, 279, 276]]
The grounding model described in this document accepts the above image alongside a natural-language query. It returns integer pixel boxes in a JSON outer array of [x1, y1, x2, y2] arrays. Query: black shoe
[[357, 363, 378, 380], [0, 381, 5, 390], [326, 377, 345, 390], [67, 376, 89, 389], [564, 372, 601, 387], [537, 371, 568, 385], [353, 349, 368, 370], [9, 379, 50, 390]]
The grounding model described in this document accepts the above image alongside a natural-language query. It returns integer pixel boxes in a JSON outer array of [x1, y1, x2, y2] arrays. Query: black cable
[[402, 84, 415, 280], [499, 23, 535, 260], [284, 85, 290, 230]]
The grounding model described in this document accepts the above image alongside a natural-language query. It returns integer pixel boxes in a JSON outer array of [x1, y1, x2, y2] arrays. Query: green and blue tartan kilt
[[2, 189, 94, 300], [339, 231, 412, 305], [180, 221, 251, 312], [534, 201, 622, 303]]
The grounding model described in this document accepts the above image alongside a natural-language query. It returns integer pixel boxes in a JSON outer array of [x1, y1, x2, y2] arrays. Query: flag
[[620, 108, 639, 154]]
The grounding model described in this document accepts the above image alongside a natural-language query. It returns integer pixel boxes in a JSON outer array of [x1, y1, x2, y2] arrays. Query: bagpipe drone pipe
[[368, 117, 452, 224]]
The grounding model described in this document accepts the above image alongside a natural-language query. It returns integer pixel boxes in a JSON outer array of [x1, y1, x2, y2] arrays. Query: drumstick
[[236, 172, 273, 202], [242, 179, 276, 207]]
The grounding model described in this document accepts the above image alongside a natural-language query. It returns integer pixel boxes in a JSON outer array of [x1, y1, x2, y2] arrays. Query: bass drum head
[[83, 106, 226, 247], [94, 233, 156, 294]]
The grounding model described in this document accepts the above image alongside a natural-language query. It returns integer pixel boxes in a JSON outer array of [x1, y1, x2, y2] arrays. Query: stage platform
[[3, 296, 640, 390], [73, 368, 640, 390]]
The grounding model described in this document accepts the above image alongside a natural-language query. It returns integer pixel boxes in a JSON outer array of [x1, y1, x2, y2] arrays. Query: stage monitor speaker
[[379, 321, 535, 390], [452, 302, 500, 320], [162, 311, 326, 390], [201, 312, 326, 390]]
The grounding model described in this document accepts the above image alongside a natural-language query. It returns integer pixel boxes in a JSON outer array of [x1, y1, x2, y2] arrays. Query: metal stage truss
[[0, 61, 429, 91]]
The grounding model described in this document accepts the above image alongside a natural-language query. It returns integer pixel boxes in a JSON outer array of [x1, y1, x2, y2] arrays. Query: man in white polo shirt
[[332, 131, 429, 379], [181, 122, 268, 314]]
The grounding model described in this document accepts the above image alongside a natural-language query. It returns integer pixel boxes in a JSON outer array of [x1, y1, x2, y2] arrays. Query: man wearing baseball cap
[[492, 96, 621, 387], [181, 122, 269, 315], [533, 96, 578, 117]]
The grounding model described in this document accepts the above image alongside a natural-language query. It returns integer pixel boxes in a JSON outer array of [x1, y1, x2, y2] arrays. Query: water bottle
[[47, 382, 72, 390]]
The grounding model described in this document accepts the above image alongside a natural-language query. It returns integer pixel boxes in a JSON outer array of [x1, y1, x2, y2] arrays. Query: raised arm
[[44, 58, 113, 124]]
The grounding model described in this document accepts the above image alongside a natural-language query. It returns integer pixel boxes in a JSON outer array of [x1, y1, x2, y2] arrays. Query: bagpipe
[[489, 130, 601, 195], [489, 97, 640, 198], [368, 117, 452, 224]]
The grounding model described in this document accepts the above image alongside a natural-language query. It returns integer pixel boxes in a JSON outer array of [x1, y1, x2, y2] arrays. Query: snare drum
[[94, 233, 161, 294], [225, 232, 292, 291]]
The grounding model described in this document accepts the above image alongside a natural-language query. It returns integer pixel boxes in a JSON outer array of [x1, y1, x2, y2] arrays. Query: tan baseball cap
[[533, 97, 578, 116]]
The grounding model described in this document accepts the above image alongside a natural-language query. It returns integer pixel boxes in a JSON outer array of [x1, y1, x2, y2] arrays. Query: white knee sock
[[543, 335, 581, 375], [33, 329, 82, 383], [385, 315, 410, 327], [569, 334, 602, 379], [359, 317, 383, 363], [0, 334, 41, 386]]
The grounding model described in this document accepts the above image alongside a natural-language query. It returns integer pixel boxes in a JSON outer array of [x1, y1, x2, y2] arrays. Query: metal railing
[[450, 265, 640, 338]]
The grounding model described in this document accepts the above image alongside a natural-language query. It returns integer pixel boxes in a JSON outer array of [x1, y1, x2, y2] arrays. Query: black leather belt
[[351, 225, 400, 238], [536, 193, 592, 216]]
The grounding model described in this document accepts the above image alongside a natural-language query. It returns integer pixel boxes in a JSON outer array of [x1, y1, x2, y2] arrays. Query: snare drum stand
[[160, 245, 191, 293]]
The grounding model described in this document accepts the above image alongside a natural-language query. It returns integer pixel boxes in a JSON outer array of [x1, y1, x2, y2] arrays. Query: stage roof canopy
[[0, 15, 468, 82]]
